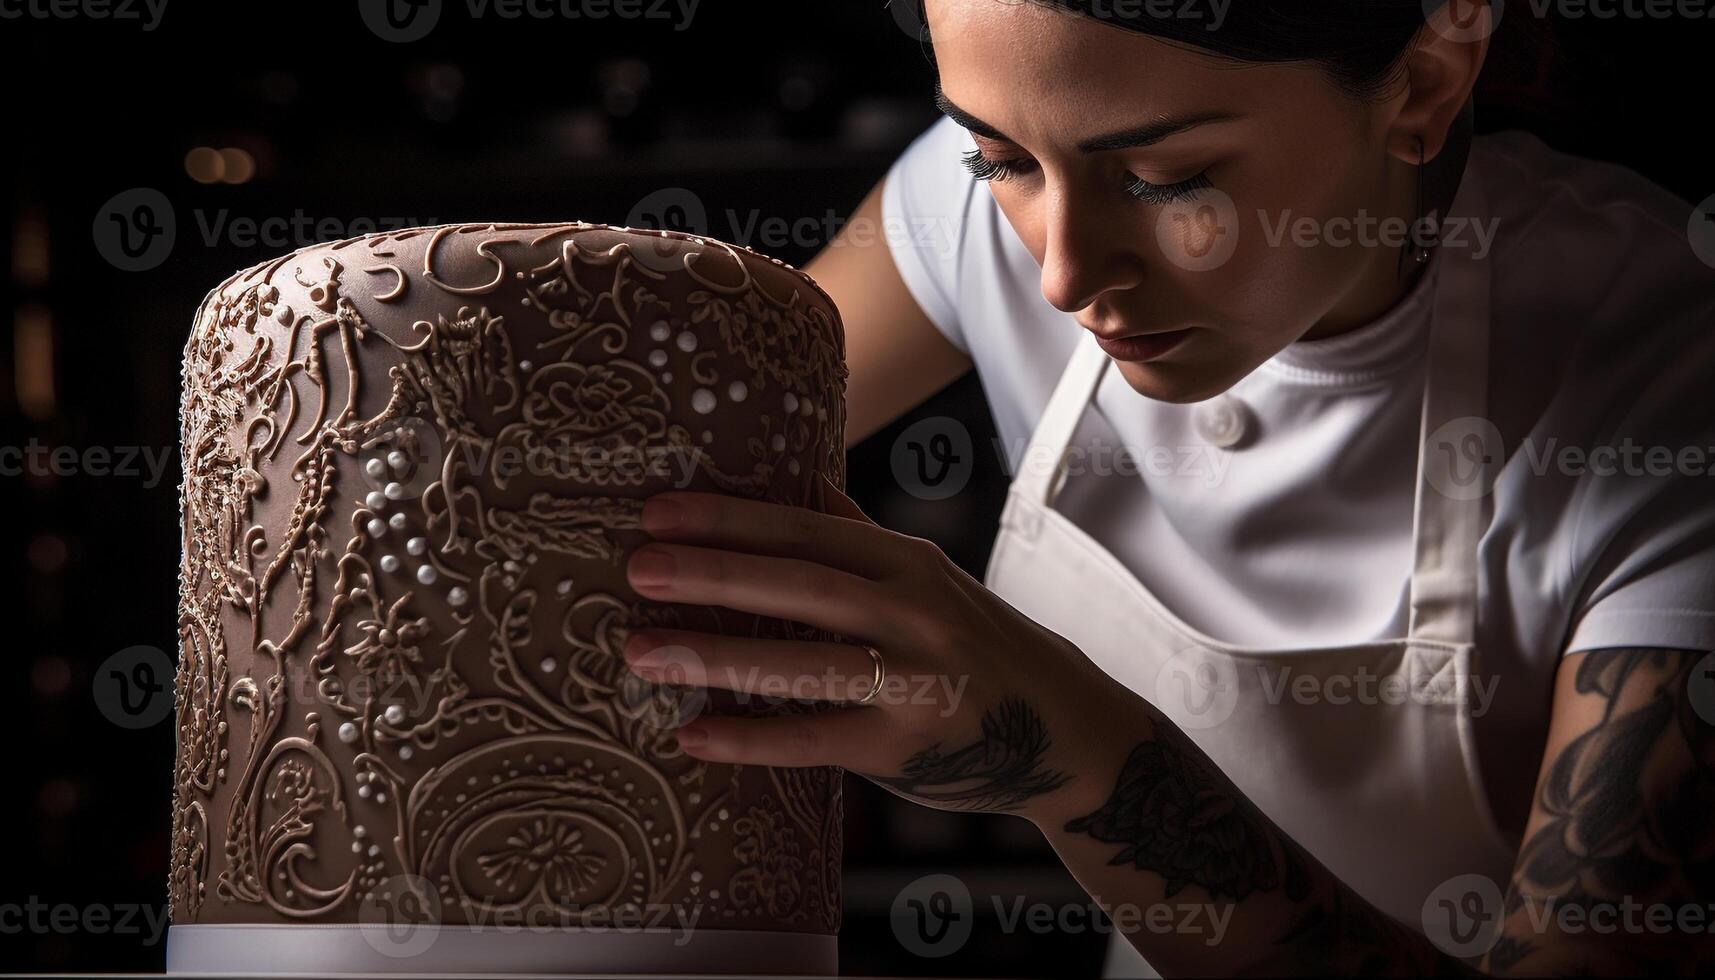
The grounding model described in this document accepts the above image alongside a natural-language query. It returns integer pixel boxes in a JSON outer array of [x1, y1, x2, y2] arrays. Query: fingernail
[[675, 725, 708, 750], [641, 497, 684, 533], [628, 546, 677, 588]]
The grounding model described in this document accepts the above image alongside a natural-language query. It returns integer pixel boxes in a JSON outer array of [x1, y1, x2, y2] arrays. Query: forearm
[[1022, 683, 1476, 977]]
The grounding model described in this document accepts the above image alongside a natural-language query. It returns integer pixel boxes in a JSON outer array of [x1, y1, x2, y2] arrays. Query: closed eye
[[960, 148, 1037, 183], [961, 149, 1212, 206]]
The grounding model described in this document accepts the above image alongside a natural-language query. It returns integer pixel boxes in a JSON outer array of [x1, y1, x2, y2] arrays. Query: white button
[[1194, 394, 1249, 449]]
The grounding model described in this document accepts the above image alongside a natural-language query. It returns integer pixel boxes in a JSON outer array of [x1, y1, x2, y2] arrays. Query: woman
[[621, 1, 1715, 974]]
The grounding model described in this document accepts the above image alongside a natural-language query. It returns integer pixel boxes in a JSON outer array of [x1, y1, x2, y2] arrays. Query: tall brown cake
[[167, 223, 846, 975]]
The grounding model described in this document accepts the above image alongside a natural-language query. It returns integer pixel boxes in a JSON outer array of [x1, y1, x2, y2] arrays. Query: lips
[[1092, 327, 1194, 363]]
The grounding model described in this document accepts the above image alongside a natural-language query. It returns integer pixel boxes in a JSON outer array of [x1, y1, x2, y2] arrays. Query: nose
[[1037, 180, 1143, 315]]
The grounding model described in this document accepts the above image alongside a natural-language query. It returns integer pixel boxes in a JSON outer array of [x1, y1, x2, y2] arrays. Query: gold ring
[[854, 645, 885, 705]]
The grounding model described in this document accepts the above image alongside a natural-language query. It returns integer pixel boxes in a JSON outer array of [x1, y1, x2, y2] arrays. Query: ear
[[1389, 1, 1494, 164]]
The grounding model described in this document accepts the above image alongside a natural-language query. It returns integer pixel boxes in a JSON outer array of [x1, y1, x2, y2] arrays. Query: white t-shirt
[[882, 115, 1715, 815]]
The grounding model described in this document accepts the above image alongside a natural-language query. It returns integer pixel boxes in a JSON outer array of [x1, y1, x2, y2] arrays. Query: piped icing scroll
[[171, 222, 847, 936]]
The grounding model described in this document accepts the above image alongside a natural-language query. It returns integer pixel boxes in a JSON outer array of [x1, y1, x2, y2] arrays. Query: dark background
[[0, 1, 1708, 975]]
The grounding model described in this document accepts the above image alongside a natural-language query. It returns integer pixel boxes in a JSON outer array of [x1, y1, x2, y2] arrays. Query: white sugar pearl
[[357, 784, 371, 798], [365, 492, 387, 511], [379, 555, 400, 573], [727, 381, 747, 402], [557, 579, 574, 595], [406, 537, 426, 556], [365, 459, 386, 478], [383, 704, 405, 725], [366, 519, 387, 538], [518, 360, 532, 371], [374, 793, 386, 804], [540, 657, 557, 673], [389, 512, 407, 530], [386, 450, 408, 471], [648, 349, 668, 368], [354, 824, 367, 838], [660, 372, 672, 383], [676, 331, 697, 352], [368, 844, 380, 857], [650, 320, 670, 342], [771, 434, 786, 451], [383, 482, 405, 500], [398, 745, 413, 761], [783, 392, 799, 413], [701, 430, 714, 444], [351, 841, 363, 853], [691, 388, 716, 414], [338, 722, 358, 744], [448, 586, 468, 606], [417, 565, 438, 585]]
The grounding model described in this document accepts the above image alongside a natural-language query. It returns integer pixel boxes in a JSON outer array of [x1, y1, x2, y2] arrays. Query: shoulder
[[1474, 133, 1715, 654]]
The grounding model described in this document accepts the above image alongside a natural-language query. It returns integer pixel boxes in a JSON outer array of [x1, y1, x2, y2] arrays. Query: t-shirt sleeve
[[881, 114, 978, 354], [1556, 286, 1715, 656]]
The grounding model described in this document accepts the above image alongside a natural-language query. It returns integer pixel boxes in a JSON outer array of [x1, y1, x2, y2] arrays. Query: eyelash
[[959, 148, 1213, 206]]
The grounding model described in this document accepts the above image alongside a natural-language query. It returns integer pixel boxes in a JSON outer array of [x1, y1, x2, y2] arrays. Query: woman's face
[[926, 0, 1419, 403]]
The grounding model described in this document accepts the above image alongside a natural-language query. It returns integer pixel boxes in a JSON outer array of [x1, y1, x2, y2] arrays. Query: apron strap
[[1012, 332, 1110, 507], [1406, 167, 1492, 646]]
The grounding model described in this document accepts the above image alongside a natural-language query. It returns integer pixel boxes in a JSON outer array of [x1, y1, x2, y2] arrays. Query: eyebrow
[[932, 82, 1237, 153]]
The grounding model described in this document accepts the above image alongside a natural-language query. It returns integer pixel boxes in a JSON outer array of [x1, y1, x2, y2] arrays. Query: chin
[[1112, 359, 1240, 404]]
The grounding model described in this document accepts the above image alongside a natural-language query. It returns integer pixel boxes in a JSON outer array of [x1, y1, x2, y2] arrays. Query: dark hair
[[901, 0, 1551, 104]]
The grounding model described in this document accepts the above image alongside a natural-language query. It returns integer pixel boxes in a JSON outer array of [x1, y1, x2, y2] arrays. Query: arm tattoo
[[876, 697, 1071, 811], [1487, 648, 1715, 976], [1067, 719, 1470, 974], [1063, 721, 1310, 903]]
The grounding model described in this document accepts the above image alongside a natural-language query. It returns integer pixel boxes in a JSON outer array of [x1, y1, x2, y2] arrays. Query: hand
[[620, 477, 1114, 816]]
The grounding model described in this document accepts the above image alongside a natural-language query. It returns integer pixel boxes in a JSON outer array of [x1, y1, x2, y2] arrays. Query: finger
[[818, 472, 875, 525], [674, 708, 890, 770], [624, 629, 882, 704], [626, 542, 894, 641], [638, 490, 907, 580]]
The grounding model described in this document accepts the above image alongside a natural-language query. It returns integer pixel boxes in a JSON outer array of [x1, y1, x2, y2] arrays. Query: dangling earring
[[1398, 136, 1438, 280]]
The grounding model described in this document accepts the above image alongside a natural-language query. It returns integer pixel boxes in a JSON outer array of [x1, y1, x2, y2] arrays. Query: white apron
[[983, 172, 1520, 974]]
